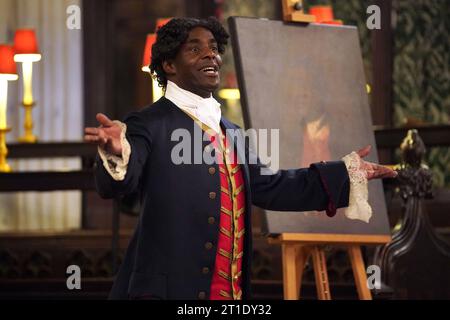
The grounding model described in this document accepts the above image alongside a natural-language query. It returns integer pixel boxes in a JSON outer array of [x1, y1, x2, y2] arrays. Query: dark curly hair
[[149, 17, 229, 88]]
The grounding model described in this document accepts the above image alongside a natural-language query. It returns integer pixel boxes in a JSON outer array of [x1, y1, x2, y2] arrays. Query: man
[[84, 17, 396, 300]]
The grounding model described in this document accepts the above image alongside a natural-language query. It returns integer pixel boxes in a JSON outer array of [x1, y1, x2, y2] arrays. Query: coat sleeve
[[94, 112, 152, 199], [248, 148, 350, 217]]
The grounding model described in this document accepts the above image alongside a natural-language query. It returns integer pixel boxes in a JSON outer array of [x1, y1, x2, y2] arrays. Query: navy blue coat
[[94, 97, 350, 300]]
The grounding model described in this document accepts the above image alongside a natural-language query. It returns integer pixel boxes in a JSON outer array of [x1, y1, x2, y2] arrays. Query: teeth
[[202, 67, 216, 72]]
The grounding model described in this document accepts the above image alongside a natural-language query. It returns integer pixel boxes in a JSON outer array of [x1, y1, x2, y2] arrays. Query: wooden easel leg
[[311, 246, 331, 300], [347, 245, 372, 300], [282, 243, 300, 300], [295, 246, 310, 299]]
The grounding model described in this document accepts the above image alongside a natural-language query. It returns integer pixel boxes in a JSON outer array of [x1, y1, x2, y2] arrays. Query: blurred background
[[0, 0, 448, 299]]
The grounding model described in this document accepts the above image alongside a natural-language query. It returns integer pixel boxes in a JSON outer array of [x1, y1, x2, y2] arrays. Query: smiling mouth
[[200, 66, 219, 76]]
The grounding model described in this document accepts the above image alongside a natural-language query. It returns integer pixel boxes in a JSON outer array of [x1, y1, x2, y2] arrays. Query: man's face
[[165, 27, 222, 98]]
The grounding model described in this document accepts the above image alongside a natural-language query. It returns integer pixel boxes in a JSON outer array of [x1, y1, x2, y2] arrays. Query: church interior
[[0, 0, 449, 300]]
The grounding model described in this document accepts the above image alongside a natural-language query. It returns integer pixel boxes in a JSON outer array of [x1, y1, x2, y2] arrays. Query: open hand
[[84, 113, 123, 156], [356, 145, 397, 180]]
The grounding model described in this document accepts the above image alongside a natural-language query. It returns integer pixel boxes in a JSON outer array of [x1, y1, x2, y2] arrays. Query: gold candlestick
[[18, 102, 37, 143], [14, 30, 41, 144], [0, 127, 12, 172]]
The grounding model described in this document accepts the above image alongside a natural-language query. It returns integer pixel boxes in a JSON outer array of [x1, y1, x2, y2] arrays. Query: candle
[[0, 44, 18, 129], [0, 77, 7, 129], [14, 29, 41, 106], [22, 60, 34, 105]]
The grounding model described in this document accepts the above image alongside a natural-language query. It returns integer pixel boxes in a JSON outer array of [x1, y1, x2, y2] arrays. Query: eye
[[190, 47, 200, 53], [211, 45, 218, 53]]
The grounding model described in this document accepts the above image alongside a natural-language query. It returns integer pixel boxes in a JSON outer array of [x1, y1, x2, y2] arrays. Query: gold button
[[198, 291, 206, 300], [202, 267, 210, 274], [208, 167, 216, 175], [208, 217, 215, 225], [209, 192, 216, 199], [225, 148, 230, 154], [205, 242, 213, 250], [234, 274, 239, 280]]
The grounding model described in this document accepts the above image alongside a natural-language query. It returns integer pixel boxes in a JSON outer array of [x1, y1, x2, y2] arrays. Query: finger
[[356, 145, 371, 158], [368, 166, 398, 180], [383, 169, 398, 178], [84, 127, 99, 135], [85, 127, 108, 140], [84, 135, 101, 143], [373, 171, 397, 180], [96, 113, 114, 127], [378, 165, 397, 177], [373, 165, 390, 176], [84, 134, 108, 146]]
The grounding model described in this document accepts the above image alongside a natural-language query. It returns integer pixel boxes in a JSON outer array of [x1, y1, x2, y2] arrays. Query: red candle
[[141, 34, 156, 73], [309, 5, 343, 25], [0, 45, 18, 76], [13, 29, 40, 54], [309, 5, 334, 23]]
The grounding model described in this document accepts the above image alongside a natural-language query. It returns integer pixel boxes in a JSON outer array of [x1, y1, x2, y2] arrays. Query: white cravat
[[164, 80, 222, 133]]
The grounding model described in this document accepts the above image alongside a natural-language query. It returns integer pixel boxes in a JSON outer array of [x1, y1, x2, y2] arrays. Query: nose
[[202, 47, 216, 59]]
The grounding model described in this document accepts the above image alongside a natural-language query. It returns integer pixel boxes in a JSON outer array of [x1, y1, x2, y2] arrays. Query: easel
[[276, 0, 389, 300], [268, 233, 391, 300], [281, 0, 316, 23]]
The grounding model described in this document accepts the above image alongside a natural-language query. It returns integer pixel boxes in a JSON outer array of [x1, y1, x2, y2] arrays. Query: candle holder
[[0, 127, 12, 172], [0, 44, 18, 171], [18, 102, 37, 143], [14, 29, 41, 144], [282, 0, 316, 23]]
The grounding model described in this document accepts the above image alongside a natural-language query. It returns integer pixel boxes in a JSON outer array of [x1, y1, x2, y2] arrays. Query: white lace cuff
[[97, 120, 131, 181], [342, 151, 372, 223]]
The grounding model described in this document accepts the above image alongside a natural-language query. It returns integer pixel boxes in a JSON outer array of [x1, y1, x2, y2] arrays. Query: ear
[[162, 60, 176, 76]]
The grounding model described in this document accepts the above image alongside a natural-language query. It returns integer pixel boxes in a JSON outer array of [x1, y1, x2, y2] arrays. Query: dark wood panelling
[[371, 0, 393, 127], [82, 0, 115, 126], [371, 0, 393, 165], [374, 125, 450, 149], [7, 142, 96, 158], [0, 171, 94, 192]]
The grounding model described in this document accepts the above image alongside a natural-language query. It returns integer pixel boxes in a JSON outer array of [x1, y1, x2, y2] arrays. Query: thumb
[[356, 145, 371, 158], [96, 113, 114, 127]]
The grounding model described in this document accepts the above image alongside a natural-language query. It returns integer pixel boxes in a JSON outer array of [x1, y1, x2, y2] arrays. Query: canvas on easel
[[228, 16, 392, 299]]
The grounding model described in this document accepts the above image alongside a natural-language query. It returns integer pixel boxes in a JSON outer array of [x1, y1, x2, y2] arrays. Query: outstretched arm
[[84, 112, 152, 199], [249, 143, 396, 216]]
